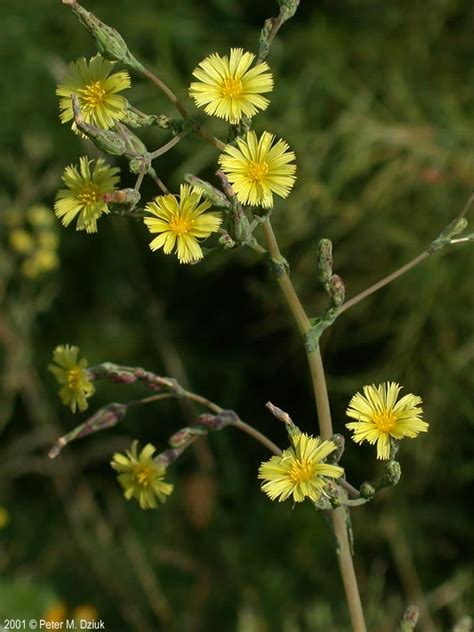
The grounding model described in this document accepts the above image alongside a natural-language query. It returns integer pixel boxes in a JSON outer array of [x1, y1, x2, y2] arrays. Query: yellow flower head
[[43, 602, 67, 624], [218, 131, 296, 208], [0, 506, 9, 529], [111, 441, 174, 510], [144, 184, 222, 264], [9, 229, 34, 254], [55, 157, 120, 233], [57, 54, 130, 133], [27, 205, 55, 228], [189, 48, 273, 124], [258, 433, 344, 503], [72, 605, 98, 623], [49, 345, 95, 413], [346, 382, 429, 460]]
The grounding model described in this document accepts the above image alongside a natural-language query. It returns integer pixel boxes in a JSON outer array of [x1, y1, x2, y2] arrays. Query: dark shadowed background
[[0, 1, 473, 630]]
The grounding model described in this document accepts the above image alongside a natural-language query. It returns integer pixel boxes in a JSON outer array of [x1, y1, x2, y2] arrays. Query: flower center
[[82, 80, 107, 109], [221, 77, 243, 99], [67, 367, 82, 390], [135, 466, 155, 487], [289, 459, 316, 483], [77, 184, 100, 207], [247, 160, 269, 183], [373, 409, 396, 432], [169, 215, 192, 235]]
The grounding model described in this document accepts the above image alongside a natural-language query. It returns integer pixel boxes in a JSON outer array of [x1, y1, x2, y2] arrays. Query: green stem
[[141, 68, 189, 120], [149, 132, 186, 160], [128, 389, 282, 457], [261, 220, 367, 632], [340, 192, 474, 315], [340, 252, 429, 314]]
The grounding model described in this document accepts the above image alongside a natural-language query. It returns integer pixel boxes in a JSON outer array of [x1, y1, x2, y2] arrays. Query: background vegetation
[[0, 1, 473, 630]]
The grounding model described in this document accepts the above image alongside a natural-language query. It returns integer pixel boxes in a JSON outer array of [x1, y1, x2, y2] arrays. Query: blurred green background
[[0, 1, 473, 630]]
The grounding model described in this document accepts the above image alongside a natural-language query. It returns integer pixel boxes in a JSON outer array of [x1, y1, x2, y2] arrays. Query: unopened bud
[[48, 403, 127, 458], [122, 128, 148, 156], [452, 617, 473, 632], [328, 274, 345, 307], [219, 233, 236, 249], [184, 174, 232, 209], [72, 94, 126, 155], [328, 433, 345, 463], [430, 216, 469, 252], [169, 426, 206, 449], [198, 410, 239, 431], [398, 605, 419, 632], [277, 0, 301, 20], [317, 238, 333, 283], [104, 188, 141, 211], [359, 482, 376, 499], [63, 0, 145, 72], [129, 154, 152, 175], [122, 107, 175, 130], [382, 460, 401, 487]]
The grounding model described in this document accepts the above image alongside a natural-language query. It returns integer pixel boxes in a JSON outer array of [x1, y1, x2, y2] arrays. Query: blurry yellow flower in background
[[72, 605, 98, 622], [49, 345, 95, 413], [57, 54, 130, 133], [5, 205, 60, 279], [43, 602, 67, 624], [144, 184, 222, 264], [346, 382, 429, 460], [0, 506, 10, 529], [27, 205, 56, 228], [258, 433, 344, 503], [218, 131, 296, 208], [21, 250, 59, 278], [111, 442, 174, 510], [9, 229, 34, 254], [189, 48, 273, 123], [55, 157, 120, 233]]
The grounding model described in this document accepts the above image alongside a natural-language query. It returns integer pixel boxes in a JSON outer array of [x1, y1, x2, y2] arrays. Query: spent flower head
[[144, 184, 222, 264], [55, 157, 120, 233], [111, 441, 174, 510], [218, 130, 296, 208], [346, 382, 429, 460], [258, 433, 344, 503], [57, 54, 130, 133], [189, 48, 273, 123], [49, 345, 95, 413]]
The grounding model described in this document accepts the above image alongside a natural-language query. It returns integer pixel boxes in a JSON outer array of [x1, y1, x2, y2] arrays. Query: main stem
[[262, 220, 367, 632]]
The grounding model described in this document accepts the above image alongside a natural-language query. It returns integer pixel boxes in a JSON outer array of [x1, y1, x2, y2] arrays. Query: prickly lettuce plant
[[47, 2, 474, 630]]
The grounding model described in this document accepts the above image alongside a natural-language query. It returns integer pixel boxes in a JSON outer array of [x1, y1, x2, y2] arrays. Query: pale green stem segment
[[341, 193, 474, 314], [261, 220, 367, 632]]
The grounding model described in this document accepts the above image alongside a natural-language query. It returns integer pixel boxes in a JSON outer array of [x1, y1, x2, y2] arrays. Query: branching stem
[[261, 220, 367, 632]]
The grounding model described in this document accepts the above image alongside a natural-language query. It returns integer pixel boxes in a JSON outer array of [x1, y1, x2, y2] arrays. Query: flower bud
[[122, 107, 175, 130], [382, 460, 401, 487], [359, 482, 376, 499], [48, 403, 127, 458], [328, 274, 345, 307], [72, 94, 126, 155], [327, 433, 345, 463], [63, 0, 145, 72], [398, 605, 419, 632], [452, 617, 473, 632], [184, 174, 232, 209], [219, 233, 236, 249], [129, 154, 152, 175], [169, 427, 206, 449], [103, 189, 141, 211], [317, 238, 333, 283]]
